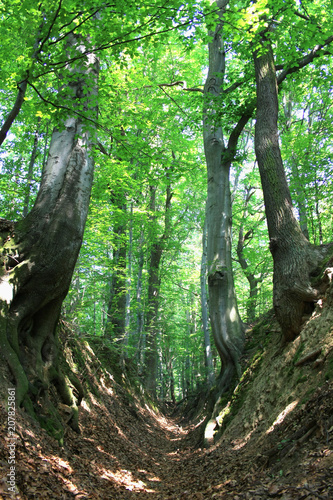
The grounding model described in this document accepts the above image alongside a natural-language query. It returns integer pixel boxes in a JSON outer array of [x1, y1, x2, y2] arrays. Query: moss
[[296, 374, 307, 384], [215, 350, 264, 433], [324, 357, 333, 381], [301, 388, 316, 405], [293, 343, 305, 365], [39, 414, 64, 446]]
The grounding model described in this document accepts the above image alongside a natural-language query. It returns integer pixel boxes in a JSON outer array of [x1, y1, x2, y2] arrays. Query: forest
[[0, 0, 332, 498]]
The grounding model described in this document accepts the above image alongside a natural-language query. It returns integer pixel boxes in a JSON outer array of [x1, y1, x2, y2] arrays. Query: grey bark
[[23, 118, 41, 218], [0, 34, 99, 435], [203, 0, 245, 394], [200, 213, 215, 386]]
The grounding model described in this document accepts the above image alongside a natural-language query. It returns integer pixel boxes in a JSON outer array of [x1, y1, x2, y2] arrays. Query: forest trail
[[1, 305, 333, 499], [1, 377, 332, 500]]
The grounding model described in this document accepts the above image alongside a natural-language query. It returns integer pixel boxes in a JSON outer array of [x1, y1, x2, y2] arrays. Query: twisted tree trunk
[[253, 35, 331, 341], [203, 0, 245, 395], [0, 35, 98, 438]]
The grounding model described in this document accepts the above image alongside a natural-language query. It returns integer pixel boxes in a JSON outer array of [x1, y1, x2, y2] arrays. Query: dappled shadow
[[1, 312, 332, 499]]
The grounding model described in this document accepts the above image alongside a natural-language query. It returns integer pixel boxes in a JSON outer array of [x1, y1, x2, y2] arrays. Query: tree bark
[[236, 187, 262, 323], [200, 213, 215, 386], [282, 94, 310, 240], [143, 180, 172, 396], [0, 34, 98, 436], [23, 118, 41, 217], [253, 35, 330, 341], [105, 197, 127, 343], [203, 0, 245, 394], [0, 79, 28, 147]]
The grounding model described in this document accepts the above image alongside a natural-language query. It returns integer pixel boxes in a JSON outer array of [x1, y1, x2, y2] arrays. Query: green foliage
[[1, 0, 333, 401]]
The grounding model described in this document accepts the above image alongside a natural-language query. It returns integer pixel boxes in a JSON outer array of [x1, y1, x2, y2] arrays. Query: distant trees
[[0, 1, 206, 427], [1, 0, 333, 432]]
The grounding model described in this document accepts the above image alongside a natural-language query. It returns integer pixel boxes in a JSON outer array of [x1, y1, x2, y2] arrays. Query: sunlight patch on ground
[[81, 399, 91, 412], [100, 374, 114, 395], [96, 445, 117, 461], [98, 466, 157, 492], [114, 423, 126, 438], [266, 400, 299, 434], [231, 429, 256, 450], [47, 455, 73, 472], [89, 393, 106, 409]]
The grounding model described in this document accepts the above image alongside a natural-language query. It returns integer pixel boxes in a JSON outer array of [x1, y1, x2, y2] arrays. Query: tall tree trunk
[[282, 94, 310, 240], [200, 214, 215, 386], [143, 180, 172, 396], [105, 198, 127, 343], [121, 206, 133, 359], [253, 35, 330, 341], [236, 187, 262, 323], [23, 117, 41, 217], [0, 35, 98, 435], [135, 231, 145, 370], [204, 0, 245, 395]]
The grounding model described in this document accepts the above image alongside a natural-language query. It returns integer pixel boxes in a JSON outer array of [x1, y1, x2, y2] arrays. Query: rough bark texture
[[0, 36, 98, 439], [253, 37, 330, 341], [203, 0, 245, 395]]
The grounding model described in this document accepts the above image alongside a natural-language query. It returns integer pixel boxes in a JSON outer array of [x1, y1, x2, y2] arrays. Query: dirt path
[[1, 385, 332, 500]]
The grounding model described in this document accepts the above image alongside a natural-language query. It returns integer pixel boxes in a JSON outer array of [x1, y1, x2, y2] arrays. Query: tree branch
[[277, 35, 333, 84], [0, 79, 28, 147]]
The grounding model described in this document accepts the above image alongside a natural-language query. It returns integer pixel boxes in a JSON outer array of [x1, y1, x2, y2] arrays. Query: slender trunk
[[144, 238, 163, 394], [105, 201, 127, 343], [0, 80, 28, 147], [23, 117, 41, 217], [236, 188, 261, 323], [200, 214, 215, 386], [122, 206, 133, 356], [143, 180, 172, 396], [282, 95, 309, 239], [135, 231, 145, 369]]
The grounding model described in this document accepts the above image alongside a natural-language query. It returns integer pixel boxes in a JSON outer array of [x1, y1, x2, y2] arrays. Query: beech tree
[[0, 0, 203, 429], [0, 30, 98, 432]]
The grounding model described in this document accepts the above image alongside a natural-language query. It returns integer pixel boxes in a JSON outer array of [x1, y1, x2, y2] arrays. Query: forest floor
[[1, 283, 333, 499], [0, 374, 332, 500]]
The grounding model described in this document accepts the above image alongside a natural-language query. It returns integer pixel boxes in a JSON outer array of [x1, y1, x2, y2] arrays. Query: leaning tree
[[252, 2, 333, 341]]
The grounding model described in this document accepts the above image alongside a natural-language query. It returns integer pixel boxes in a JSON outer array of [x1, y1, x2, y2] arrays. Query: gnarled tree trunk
[[203, 0, 245, 395], [253, 35, 331, 341], [0, 35, 98, 438]]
